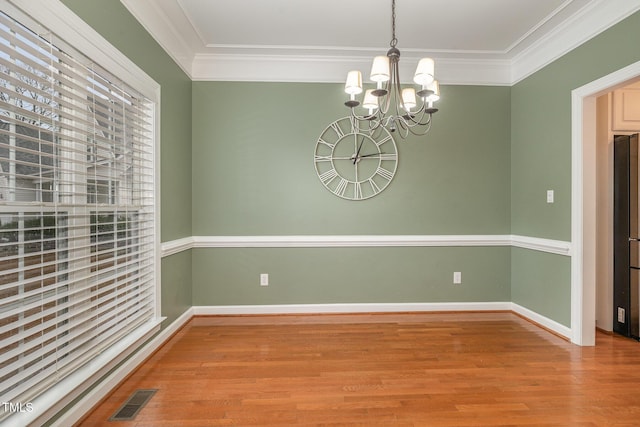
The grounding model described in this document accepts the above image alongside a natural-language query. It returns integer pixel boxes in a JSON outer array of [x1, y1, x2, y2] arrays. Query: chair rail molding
[[161, 234, 571, 256]]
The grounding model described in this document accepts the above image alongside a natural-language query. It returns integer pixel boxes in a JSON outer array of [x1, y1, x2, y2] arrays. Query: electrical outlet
[[547, 190, 554, 203], [618, 307, 625, 323], [260, 273, 269, 286], [453, 272, 462, 284]]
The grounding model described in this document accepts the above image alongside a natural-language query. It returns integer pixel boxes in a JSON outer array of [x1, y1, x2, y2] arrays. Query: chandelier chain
[[390, 0, 397, 48]]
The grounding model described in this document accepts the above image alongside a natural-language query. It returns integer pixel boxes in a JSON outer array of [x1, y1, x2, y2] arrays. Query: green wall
[[193, 247, 510, 305], [511, 248, 571, 326], [193, 83, 510, 235], [510, 10, 640, 324], [191, 82, 512, 304], [61, 0, 193, 324]]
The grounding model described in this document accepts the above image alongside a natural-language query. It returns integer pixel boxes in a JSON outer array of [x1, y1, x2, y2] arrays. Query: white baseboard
[[51, 308, 195, 427], [511, 303, 571, 339], [194, 302, 571, 339], [193, 302, 512, 316]]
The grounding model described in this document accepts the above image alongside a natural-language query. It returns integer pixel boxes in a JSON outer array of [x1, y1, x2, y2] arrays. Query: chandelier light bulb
[[413, 57, 435, 86], [370, 56, 391, 83], [401, 87, 416, 111], [363, 89, 379, 114], [345, 70, 363, 96], [426, 80, 440, 102]]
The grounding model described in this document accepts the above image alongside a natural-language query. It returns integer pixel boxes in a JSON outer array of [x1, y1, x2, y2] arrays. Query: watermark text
[[2, 402, 34, 413]]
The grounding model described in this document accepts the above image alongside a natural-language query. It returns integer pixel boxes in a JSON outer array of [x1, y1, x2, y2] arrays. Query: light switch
[[453, 272, 461, 284], [546, 190, 554, 204]]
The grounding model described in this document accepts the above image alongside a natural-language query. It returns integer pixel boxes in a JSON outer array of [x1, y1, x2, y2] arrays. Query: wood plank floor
[[78, 312, 640, 426]]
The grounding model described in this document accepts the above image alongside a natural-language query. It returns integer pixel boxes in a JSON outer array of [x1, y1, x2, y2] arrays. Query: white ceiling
[[120, 0, 640, 85]]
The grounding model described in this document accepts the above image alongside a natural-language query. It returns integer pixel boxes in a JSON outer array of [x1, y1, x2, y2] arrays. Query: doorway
[[595, 86, 640, 338], [573, 60, 640, 346]]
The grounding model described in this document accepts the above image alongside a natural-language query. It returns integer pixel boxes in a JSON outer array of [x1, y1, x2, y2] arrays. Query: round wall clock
[[314, 117, 398, 200]]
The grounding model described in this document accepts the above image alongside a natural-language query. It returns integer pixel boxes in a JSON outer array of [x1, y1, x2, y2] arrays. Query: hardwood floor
[[78, 312, 640, 426]]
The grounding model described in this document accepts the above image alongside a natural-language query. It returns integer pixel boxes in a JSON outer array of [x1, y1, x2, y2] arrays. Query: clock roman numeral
[[318, 137, 335, 149], [319, 168, 338, 184], [350, 116, 360, 134], [314, 155, 332, 162], [368, 178, 381, 195], [335, 178, 348, 197], [376, 167, 394, 181], [379, 153, 397, 161], [330, 122, 345, 139], [354, 182, 363, 200]]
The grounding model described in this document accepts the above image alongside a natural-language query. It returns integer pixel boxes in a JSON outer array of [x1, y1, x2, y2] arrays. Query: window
[[0, 3, 158, 421]]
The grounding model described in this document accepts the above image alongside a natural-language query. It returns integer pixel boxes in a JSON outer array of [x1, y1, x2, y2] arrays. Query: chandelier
[[343, 0, 440, 138]]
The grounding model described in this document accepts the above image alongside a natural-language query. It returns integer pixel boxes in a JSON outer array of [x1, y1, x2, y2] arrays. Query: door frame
[[572, 60, 640, 345]]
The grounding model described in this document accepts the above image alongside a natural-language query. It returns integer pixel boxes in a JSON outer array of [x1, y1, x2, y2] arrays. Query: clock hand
[[359, 152, 387, 158], [330, 153, 387, 161], [353, 135, 366, 164], [331, 156, 360, 160]]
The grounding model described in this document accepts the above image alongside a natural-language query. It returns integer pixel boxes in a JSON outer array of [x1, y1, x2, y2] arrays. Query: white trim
[[48, 309, 193, 427], [193, 302, 512, 316], [161, 236, 194, 257], [511, 0, 640, 84], [570, 60, 640, 346], [118, 0, 197, 78], [154, 85, 163, 322], [511, 235, 572, 256], [161, 234, 571, 255], [192, 234, 511, 248], [511, 303, 572, 340], [195, 303, 570, 340], [191, 54, 513, 86]]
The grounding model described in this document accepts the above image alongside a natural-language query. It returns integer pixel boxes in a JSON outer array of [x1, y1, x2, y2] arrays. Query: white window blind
[[0, 6, 157, 417]]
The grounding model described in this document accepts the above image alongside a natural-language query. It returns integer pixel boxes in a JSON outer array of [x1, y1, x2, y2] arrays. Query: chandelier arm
[[405, 116, 434, 136], [379, 78, 392, 116], [395, 117, 410, 139], [392, 60, 406, 119], [404, 107, 430, 127], [349, 105, 377, 122], [349, 108, 385, 135], [396, 106, 434, 134]]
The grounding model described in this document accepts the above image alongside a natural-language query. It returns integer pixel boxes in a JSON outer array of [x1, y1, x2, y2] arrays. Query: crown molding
[[191, 54, 512, 86], [121, 0, 640, 85], [511, 0, 640, 84], [119, 0, 197, 77]]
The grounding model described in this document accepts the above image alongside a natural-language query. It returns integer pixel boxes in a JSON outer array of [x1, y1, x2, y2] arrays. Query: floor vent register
[[109, 389, 158, 421]]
